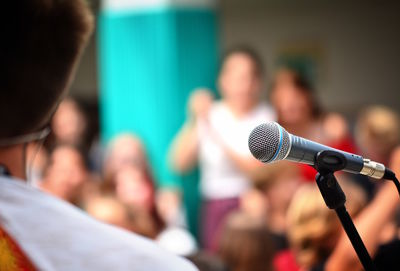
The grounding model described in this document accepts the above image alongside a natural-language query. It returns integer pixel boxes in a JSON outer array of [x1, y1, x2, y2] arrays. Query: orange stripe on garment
[[0, 227, 36, 271]]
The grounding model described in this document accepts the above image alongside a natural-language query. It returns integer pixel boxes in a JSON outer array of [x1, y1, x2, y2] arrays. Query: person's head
[[103, 133, 148, 183], [41, 144, 89, 203], [85, 195, 134, 230], [218, 46, 264, 112], [218, 211, 274, 271], [287, 180, 367, 269], [250, 162, 301, 228], [86, 194, 161, 238], [51, 98, 87, 146], [355, 106, 400, 163], [270, 68, 320, 126], [187, 252, 228, 271], [114, 165, 154, 212], [0, 1, 93, 140]]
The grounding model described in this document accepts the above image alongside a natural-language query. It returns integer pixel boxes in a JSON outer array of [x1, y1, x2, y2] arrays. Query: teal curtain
[[98, 7, 219, 237]]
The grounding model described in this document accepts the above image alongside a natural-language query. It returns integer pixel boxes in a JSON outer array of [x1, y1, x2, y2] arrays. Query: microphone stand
[[313, 150, 377, 271]]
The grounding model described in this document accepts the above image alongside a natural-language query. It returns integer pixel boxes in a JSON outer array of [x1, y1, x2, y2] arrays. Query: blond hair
[[287, 179, 366, 269], [356, 106, 400, 157]]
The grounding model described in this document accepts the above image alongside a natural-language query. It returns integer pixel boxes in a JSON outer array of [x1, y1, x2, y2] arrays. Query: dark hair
[[218, 212, 274, 271], [187, 252, 228, 271], [270, 68, 322, 118], [0, 0, 94, 139], [47, 143, 89, 170], [220, 45, 265, 77]]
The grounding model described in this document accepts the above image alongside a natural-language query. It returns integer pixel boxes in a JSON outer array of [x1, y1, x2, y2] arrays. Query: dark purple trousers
[[201, 197, 240, 252]]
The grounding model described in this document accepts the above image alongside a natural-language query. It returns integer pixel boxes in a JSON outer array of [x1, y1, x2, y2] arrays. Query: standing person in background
[[0, 1, 196, 270], [170, 46, 275, 251], [270, 68, 355, 181]]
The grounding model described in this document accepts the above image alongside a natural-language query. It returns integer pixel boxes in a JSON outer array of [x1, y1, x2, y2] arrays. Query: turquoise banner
[[98, 7, 219, 236]]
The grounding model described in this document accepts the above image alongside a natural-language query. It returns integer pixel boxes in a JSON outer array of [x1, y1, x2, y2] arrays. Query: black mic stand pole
[[313, 150, 377, 271]]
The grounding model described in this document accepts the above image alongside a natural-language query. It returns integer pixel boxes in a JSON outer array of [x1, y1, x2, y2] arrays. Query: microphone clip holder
[[313, 150, 378, 271]]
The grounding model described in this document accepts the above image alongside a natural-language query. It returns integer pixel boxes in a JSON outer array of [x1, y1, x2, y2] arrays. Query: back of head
[[218, 211, 274, 271], [0, 0, 93, 139], [270, 68, 321, 120], [287, 181, 366, 269], [187, 252, 228, 271], [356, 105, 400, 160]]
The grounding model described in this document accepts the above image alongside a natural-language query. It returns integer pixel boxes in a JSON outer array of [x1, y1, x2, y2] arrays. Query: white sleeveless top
[[198, 102, 275, 200]]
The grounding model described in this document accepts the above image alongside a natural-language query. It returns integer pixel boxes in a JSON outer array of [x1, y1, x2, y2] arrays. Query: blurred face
[[219, 53, 261, 111], [114, 166, 153, 211], [44, 146, 87, 201], [52, 99, 86, 145], [271, 82, 312, 126], [104, 135, 146, 178]]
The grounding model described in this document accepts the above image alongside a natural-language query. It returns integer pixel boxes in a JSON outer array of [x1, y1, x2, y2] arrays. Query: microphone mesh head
[[248, 122, 291, 163]]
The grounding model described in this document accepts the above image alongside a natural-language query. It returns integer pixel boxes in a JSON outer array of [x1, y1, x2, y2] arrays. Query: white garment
[[0, 176, 197, 271], [198, 102, 275, 199], [156, 226, 198, 256]]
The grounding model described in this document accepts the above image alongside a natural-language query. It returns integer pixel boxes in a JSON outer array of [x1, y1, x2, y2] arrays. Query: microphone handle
[[287, 134, 364, 174]]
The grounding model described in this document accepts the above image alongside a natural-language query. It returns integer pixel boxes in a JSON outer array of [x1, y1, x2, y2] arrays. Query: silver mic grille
[[248, 122, 291, 163]]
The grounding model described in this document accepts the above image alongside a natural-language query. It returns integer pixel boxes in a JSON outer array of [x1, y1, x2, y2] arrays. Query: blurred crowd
[[31, 46, 400, 271]]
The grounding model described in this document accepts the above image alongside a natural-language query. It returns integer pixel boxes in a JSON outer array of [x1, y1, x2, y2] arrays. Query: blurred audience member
[[85, 195, 134, 231], [284, 170, 400, 271], [170, 46, 275, 251], [218, 211, 274, 271], [285, 180, 366, 271], [114, 166, 154, 212], [113, 165, 165, 238], [40, 144, 92, 206], [85, 194, 160, 238], [50, 97, 88, 147], [103, 136, 199, 252], [103, 133, 147, 187], [355, 105, 400, 165], [270, 68, 355, 181], [248, 162, 301, 252], [187, 252, 228, 271]]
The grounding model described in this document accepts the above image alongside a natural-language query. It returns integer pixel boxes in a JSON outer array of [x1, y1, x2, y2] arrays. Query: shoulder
[[0, 177, 198, 271]]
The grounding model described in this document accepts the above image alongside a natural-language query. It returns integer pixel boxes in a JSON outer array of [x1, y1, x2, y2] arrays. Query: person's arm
[[169, 89, 214, 173], [207, 127, 264, 177], [222, 144, 264, 176], [325, 147, 400, 271], [169, 120, 199, 173]]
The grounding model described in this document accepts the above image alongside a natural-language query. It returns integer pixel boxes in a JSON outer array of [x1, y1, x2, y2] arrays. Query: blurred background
[[36, 0, 400, 270], [73, 0, 400, 113]]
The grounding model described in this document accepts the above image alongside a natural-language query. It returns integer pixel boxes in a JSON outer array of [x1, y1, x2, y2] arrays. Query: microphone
[[248, 122, 388, 179]]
